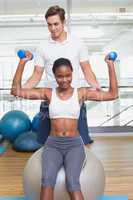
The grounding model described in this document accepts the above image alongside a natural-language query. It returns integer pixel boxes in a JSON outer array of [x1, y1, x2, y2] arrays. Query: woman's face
[[54, 65, 72, 89]]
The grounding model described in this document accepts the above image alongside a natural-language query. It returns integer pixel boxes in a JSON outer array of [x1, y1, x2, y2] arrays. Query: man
[[23, 5, 100, 147]]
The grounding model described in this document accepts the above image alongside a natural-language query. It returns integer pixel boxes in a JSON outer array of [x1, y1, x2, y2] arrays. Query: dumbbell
[[108, 51, 117, 61], [17, 49, 33, 60]]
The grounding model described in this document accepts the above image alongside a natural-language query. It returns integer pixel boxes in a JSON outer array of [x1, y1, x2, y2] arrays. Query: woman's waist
[[50, 130, 79, 137], [45, 134, 83, 149]]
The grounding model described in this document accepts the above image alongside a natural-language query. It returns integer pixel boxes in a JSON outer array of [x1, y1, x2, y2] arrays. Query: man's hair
[[45, 5, 65, 22], [52, 58, 73, 74]]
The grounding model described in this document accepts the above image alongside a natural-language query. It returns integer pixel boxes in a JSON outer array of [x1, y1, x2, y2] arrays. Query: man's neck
[[52, 31, 67, 43]]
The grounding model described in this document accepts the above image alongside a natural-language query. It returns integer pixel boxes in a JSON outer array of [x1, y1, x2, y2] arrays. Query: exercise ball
[[31, 113, 40, 132], [0, 134, 4, 143], [13, 131, 42, 152], [0, 110, 31, 142], [23, 147, 105, 200]]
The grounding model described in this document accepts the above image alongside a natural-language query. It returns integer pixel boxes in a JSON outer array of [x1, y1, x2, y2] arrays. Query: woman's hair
[[45, 5, 65, 22], [52, 58, 73, 74]]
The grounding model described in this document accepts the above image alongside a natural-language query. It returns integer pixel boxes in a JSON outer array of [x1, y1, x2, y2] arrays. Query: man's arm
[[23, 65, 44, 89], [80, 60, 100, 90], [80, 57, 118, 102], [22, 49, 45, 89]]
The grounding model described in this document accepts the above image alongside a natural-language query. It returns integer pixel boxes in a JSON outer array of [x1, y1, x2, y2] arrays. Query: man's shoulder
[[69, 34, 84, 45], [35, 39, 51, 53], [38, 39, 50, 48]]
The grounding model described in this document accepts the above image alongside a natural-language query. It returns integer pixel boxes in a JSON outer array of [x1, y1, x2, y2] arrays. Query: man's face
[[46, 14, 65, 39]]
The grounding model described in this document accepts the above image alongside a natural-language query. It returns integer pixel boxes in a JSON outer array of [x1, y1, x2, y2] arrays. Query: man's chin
[[52, 33, 59, 39], [61, 84, 70, 89]]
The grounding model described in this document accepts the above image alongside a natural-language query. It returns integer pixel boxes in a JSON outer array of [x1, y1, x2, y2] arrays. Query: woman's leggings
[[41, 135, 85, 192]]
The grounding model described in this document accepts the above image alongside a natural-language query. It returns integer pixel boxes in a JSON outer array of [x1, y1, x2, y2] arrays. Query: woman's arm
[[80, 56, 118, 101], [11, 57, 48, 100]]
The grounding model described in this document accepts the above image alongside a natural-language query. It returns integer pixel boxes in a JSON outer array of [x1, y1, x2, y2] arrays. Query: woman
[[11, 56, 118, 200]]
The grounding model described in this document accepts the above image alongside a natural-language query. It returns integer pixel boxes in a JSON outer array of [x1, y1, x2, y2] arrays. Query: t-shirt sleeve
[[34, 47, 45, 68], [79, 39, 90, 62]]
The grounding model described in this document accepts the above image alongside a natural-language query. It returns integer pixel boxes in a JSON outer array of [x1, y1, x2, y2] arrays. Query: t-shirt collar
[[49, 32, 70, 44]]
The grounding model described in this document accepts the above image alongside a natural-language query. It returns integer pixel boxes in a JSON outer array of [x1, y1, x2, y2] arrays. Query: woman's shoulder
[[77, 87, 86, 101], [43, 88, 53, 101], [77, 87, 92, 101]]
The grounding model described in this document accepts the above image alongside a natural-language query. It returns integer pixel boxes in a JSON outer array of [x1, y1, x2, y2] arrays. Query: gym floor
[[0, 136, 133, 200]]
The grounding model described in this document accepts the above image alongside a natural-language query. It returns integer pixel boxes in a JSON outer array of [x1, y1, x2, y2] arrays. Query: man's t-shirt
[[34, 34, 90, 88]]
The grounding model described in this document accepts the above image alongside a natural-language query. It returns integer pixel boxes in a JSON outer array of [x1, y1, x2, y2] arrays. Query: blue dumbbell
[[17, 49, 33, 60], [108, 51, 118, 61]]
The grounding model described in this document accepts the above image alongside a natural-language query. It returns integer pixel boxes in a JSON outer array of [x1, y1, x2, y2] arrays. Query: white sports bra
[[49, 88, 80, 119]]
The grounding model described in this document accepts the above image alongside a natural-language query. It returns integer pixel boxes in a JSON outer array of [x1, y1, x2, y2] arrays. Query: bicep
[[81, 88, 112, 101], [16, 88, 47, 100]]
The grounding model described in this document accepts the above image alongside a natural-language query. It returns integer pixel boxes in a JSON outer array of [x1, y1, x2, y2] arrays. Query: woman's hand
[[20, 51, 33, 63], [104, 55, 115, 66]]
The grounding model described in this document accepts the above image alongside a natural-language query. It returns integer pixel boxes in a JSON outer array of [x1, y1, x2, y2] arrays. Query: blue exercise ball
[[13, 131, 42, 152], [0, 134, 4, 143], [31, 113, 40, 132], [108, 51, 118, 61], [0, 110, 31, 142]]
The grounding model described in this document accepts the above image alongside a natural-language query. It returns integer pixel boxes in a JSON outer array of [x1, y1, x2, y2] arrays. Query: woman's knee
[[41, 166, 58, 188], [65, 175, 81, 192], [41, 175, 56, 188]]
